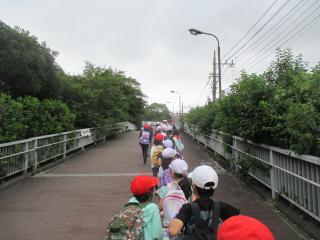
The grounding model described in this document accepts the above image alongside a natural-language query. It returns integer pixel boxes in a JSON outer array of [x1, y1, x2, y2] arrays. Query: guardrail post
[[24, 142, 29, 174], [234, 137, 239, 173], [63, 134, 67, 159], [34, 139, 38, 172], [270, 149, 276, 200], [81, 135, 85, 151]]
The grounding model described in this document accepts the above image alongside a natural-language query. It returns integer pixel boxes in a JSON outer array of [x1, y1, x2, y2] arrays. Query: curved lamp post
[[167, 101, 174, 115], [170, 90, 181, 117], [189, 28, 222, 98]]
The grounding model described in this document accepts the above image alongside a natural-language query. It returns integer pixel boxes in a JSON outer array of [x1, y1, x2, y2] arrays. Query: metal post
[[234, 137, 238, 173], [167, 101, 174, 116], [81, 136, 85, 151], [217, 45, 222, 98], [270, 149, 276, 200], [34, 139, 38, 172], [24, 142, 29, 174], [178, 95, 181, 118], [188, 29, 222, 98], [63, 134, 67, 159], [181, 101, 184, 115], [212, 50, 217, 102]]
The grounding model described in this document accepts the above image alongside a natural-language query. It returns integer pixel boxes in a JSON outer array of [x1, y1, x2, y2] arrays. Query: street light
[[166, 101, 174, 115], [170, 90, 181, 117], [189, 28, 222, 98]]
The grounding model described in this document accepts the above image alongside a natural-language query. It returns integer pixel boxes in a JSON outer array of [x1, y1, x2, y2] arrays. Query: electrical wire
[[222, 0, 280, 60], [232, 0, 307, 63], [234, 0, 318, 71], [246, 12, 320, 73], [192, 79, 210, 106], [225, 0, 292, 62], [236, 3, 320, 73]]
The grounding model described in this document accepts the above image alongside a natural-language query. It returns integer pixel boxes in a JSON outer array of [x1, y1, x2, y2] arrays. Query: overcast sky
[[1, 0, 320, 112]]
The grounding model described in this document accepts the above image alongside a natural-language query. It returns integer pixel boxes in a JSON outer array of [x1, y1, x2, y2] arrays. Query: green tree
[[0, 20, 146, 143], [0, 94, 26, 142], [59, 63, 145, 127], [0, 94, 75, 143], [185, 49, 320, 156], [214, 72, 274, 143], [144, 103, 171, 121], [0, 21, 60, 99], [17, 96, 75, 138]]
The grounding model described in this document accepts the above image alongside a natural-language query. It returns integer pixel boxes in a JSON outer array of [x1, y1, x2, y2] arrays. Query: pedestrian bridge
[[0, 123, 318, 239]]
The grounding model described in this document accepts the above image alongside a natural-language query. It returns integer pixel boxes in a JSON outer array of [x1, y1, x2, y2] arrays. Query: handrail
[[184, 123, 320, 223], [0, 122, 136, 180]]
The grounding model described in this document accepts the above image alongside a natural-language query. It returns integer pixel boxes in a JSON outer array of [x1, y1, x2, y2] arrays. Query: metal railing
[[0, 122, 136, 180], [185, 123, 320, 223]]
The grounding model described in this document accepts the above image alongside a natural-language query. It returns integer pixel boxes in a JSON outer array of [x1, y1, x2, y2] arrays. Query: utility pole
[[217, 45, 222, 98], [181, 101, 184, 115], [212, 50, 217, 102]]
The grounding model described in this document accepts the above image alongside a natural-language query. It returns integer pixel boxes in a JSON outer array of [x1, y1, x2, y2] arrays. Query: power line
[[246, 12, 320, 73], [222, 0, 305, 81], [222, 0, 280, 60], [192, 79, 210, 106], [232, 0, 307, 63], [225, 0, 293, 62], [222, 64, 238, 90], [234, 0, 318, 71], [236, 3, 320, 74], [237, 12, 320, 77], [222, 0, 303, 85]]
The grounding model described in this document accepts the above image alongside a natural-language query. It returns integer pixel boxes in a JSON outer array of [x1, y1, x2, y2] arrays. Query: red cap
[[217, 216, 274, 240], [130, 175, 158, 196], [143, 124, 149, 129], [154, 133, 164, 142]]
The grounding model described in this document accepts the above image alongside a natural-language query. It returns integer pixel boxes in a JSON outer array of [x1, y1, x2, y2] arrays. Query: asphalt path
[[0, 131, 309, 239]]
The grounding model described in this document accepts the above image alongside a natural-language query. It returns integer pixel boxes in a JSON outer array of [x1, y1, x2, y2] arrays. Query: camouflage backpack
[[105, 202, 144, 240]]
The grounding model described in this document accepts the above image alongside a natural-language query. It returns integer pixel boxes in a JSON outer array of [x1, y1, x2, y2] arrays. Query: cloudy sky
[[1, 0, 320, 112]]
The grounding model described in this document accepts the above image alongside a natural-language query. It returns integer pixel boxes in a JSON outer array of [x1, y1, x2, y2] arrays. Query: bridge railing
[[0, 122, 136, 180], [184, 123, 320, 223]]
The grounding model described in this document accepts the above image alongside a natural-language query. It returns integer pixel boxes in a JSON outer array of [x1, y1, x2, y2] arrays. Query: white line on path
[[34, 173, 152, 177]]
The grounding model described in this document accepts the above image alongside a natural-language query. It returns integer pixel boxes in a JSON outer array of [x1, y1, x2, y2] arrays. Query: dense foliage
[[143, 103, 171, 121], [186, 49, 320, 156], [0, 21, 146, 142], [59, 63, 145, 128], [0, 21, 60, 99], [0, 94, 75, 142]]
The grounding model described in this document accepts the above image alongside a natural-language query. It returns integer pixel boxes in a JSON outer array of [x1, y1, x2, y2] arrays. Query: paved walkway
[[0, 132, 310, 239]]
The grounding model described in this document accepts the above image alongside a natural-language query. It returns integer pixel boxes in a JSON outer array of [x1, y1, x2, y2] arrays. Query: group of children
[[106, 120, 275, 240]]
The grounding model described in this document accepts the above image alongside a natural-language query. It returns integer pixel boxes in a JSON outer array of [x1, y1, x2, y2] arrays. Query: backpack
[[151, 145, 163, 167], [105, 202, 144, 240], [159, 168, 173, 187], [179, 200, 221, 240], [140, 130, 150, 144], [162, 182, 188, 226], [173, 137, 184, 153]]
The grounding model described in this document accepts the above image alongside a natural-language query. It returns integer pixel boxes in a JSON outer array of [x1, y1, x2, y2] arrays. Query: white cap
[[162, 148, 177, 158], [163, 139, 174, 148], [161, 125, 167, 132], [188, 165, 218, 190], [166, 125, 173, 131], [156, 126, 162, 132], [169, 159, 188, 174]]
